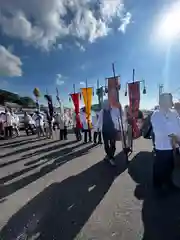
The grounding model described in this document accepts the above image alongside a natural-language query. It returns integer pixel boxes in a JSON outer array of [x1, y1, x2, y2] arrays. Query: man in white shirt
[[80, 108, 92, 143], [33, 111, 45, 137], [4, 108, 13, 139], [151, 93, 180, 191], [10, 109, 20, 137], [93, 112, 102, 144], [24, 112, 35, 135]]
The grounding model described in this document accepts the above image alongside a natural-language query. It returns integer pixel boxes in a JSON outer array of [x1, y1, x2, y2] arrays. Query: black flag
[[44, 94, 54, 117]]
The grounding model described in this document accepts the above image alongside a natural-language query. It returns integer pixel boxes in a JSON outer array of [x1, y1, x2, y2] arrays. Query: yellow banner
[[81, 87, 93, 128]]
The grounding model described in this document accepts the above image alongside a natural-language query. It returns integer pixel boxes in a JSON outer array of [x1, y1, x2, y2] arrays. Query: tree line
[[0, 89, 36, 107]]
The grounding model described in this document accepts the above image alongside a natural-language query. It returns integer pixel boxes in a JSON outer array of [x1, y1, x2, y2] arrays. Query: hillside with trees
[[0, 89, 36, 107]]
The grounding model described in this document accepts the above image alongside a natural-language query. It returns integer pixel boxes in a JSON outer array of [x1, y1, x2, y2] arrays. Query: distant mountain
[[0, 89, 36, 107]]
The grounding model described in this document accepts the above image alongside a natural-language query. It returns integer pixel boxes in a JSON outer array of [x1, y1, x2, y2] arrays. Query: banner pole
[[130, 69, 135, 151], [112, 63, 128, 160], [133, 69, 135, 83], [85, 79, 89, 128]]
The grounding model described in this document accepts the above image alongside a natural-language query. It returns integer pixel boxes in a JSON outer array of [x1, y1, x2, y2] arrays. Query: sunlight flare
[[158, 1, 180, 41]]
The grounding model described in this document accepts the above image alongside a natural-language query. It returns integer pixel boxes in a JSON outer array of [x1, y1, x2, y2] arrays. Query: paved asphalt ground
[[0, 132, 180, 240]]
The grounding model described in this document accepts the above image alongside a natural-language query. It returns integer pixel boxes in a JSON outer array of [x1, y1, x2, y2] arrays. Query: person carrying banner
[[96, 99, 120, 166], [44, 110, 54, 139]]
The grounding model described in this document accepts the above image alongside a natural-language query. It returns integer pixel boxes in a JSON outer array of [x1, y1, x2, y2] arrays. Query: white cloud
[[56, 73, 65, 85], [56, 79, 64, 85], [80, 81, 85, 85], [0, 0, 131, 50], [75, 41, 85, 51], [118, 12, 132, 33], [0, 45, 22, 77]]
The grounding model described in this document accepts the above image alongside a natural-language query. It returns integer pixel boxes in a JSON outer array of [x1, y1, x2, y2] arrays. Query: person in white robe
[[44, 111, 54, 139], [24, 112, 35, 135], [151, 93, 180, 191], [33, 111, 45, 137], [4, 108, 13, 139], [93, 112, 102, 144], [10, 109, 20, 136], [80, 108, 92, 143]]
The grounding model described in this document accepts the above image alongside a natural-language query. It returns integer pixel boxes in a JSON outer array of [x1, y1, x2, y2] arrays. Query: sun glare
[[158, 2, 180, 41]]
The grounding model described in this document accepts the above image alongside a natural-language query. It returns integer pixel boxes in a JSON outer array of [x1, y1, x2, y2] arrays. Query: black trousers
[[151, 131, 155, 148], [153, 149, 174, 188], [93, 131, 102, 144], [25, 124, 35, 136], [83, 129, 92, 143], [64, 126, 67, 140], [74, 128, 82, 141], [5, 126, 13, 138], [102, 132, 116, 158], [60, 127, 68, 140]]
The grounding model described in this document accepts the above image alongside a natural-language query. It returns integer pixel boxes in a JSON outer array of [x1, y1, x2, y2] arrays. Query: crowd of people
[[0, 109, 69, 140], [1, 95, 180, 195]]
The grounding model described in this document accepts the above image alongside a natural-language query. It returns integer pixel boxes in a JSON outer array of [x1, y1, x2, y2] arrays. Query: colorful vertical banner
[[81, 87, 93, 128], [44, 94, 54, 117], [128, 82, 140, 138], [107, 77, 121, 108], [96, 87, 104, 109], [71, 93, 82, 128], [33, 87, 41, 111]]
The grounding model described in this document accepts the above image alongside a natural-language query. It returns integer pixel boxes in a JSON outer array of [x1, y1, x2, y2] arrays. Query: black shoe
[[103, 155, 109, 162], [108, 158, 116, 166]]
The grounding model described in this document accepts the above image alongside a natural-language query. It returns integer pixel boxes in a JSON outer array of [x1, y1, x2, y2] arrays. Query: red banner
[[108, 76, 121, 108], [128, 82, 140, 138], [71, 93, 82, 128]]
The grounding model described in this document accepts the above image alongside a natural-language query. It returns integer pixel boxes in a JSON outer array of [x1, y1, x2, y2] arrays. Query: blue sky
[[0, 0, 180, 109]]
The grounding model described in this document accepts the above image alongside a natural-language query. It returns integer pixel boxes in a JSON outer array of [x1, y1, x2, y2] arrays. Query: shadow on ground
[[0, 139, 61, 159], [0, 155, 128, 240], [129, 151, 180, 240], [1, 137, 45, 148], [0, 142, 85, 184], [128, 151, 153, 186], [0, 140, 77, 168], [0, 143, 98, 199]]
